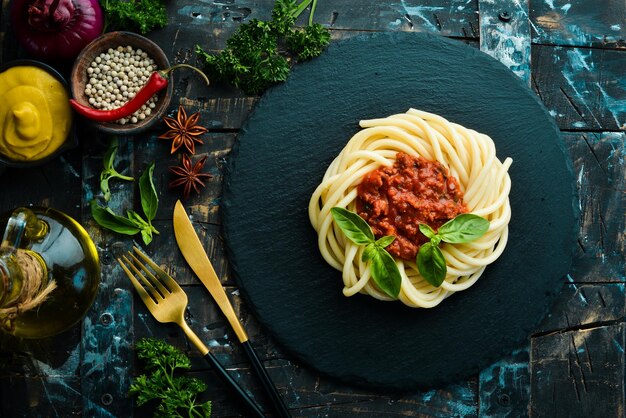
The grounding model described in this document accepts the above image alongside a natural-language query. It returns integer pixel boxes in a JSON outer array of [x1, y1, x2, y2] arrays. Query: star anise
[[169, 154, 213, 199], [159, 105, 208, 154]]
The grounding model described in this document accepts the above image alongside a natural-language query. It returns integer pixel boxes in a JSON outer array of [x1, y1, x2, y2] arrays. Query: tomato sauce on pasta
[[357, 152, 467, 260]]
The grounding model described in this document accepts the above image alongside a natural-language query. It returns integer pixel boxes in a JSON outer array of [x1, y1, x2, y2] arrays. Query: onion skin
[[11, 0, 104, 60]]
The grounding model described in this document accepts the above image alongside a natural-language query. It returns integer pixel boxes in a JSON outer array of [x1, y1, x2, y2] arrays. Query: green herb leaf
[[195, 0, 330, 94], [330, 207, 375, 245], [375, 235, 396, 248], [130, 338, 211, 417], [102, 0, 168, 34], [126, 210, 149, 227], [361, 242, 377, 262], [369, 246, 402, 298], [100, 143, 134, 202], [90, 200, 142, 235], [417, 242, 447, 287], [139, 162, 158, 222], [140, 228, 153, 245], [438, 214, 490, 244], [286, 23, 331, 60], [418, 223, 437, 239]]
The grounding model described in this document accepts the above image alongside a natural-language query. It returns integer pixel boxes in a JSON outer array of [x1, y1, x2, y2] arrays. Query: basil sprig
[[417, 214, 490, 287], [91, 162, 160, 245], [100, 141, 134, 202], [331, 207, 401, 299]]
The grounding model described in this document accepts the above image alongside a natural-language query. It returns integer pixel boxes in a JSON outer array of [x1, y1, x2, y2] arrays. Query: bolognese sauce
[[356, 152, 468, 260]]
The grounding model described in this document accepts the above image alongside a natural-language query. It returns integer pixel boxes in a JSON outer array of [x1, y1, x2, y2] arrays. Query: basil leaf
[[361, 243, 377, 262], [140, 228, 153, 245], [417, 242, 447, 287], [375, 235, 395, 248], [90, 200, 142, 235], [103, 143, 118, 172], [127, 210, 150, 228], [100, 143, 133, 202], [139, 162, 158, 221], [330, 207, 374, 245], [419, 223, 437, 239], [100, 175, 112, 202], [369, 247, 402, 298], [438, 214, 490, 244]]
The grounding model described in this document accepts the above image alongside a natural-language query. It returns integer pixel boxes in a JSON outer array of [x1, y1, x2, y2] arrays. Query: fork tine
[[132, 246, 183, 293], [122, 254, 165, 303], [117, 257, 158, 311], [127, 252, 170, 297]]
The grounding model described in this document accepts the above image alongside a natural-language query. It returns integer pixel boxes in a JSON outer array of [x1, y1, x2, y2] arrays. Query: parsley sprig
[[331, 208, 490, 293], [102, 0, 168, 34], [195, 0, 331, 94], [129, 338, 212, 418]]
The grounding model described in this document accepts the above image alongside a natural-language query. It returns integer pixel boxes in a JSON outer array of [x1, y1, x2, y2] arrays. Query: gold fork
[[118, 247, 265, 418]]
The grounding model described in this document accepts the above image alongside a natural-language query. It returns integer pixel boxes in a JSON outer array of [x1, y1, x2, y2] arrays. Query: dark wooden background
[[1, 0, 624, 416]]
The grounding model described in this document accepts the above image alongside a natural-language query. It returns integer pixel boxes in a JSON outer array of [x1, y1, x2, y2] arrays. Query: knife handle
[[242, 341, 292, 418], [203, 351, 266, 418]]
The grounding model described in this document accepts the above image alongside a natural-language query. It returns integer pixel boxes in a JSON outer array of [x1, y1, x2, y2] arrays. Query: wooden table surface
[[1, 0, 624, 417]]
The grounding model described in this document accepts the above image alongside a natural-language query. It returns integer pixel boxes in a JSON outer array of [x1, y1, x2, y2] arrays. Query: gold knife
[[173, 200, 291, 418]]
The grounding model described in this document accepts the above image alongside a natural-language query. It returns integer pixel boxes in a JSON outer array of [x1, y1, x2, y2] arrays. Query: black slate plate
[[222, 32, 577, 390]]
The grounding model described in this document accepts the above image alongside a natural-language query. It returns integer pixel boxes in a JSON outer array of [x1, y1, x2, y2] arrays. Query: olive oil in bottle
[[0, 207, 100, 338]]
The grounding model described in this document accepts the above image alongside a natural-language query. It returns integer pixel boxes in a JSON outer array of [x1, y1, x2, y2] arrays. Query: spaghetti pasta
[[308, 108, 512, 308]]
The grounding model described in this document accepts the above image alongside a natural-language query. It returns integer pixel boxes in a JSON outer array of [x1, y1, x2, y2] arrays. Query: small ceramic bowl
[[0, 59, 77, 171], [70, 31, 173, 135]]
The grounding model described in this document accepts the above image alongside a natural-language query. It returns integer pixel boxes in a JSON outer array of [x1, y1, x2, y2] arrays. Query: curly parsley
[[195, 0, 330, 94], [129, 338, 212, 418], [102, 0, 168, 34]]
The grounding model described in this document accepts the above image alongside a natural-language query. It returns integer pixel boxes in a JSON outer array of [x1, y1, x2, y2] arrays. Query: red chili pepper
[[69, 64, 209, 123], [70, 71, 169, 122]]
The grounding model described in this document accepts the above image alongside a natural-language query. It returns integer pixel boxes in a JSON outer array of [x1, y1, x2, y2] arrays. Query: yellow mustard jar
[[0, 64, 72, 162]]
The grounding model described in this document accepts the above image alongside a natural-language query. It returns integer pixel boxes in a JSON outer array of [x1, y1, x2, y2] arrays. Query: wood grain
[[479, 0, 532, 83], [530, 0, 626, 49], [532, 46, 626, 131]]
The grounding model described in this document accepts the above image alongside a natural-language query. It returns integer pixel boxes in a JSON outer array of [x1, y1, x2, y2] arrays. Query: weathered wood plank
[[530, 324, 625, 417], [530, 0, 626, 49], [536, 284, 626, 334], [479, 348, 530, 417], [0, 376, 82, 417], [0, 149, 83, 214], [162, 0, 479, 47], [564, 132, 625, 281], [314, 0, 479, 36], [0, 335, 81, 376], [479, 0, 532, 83], [80, 138, 135, 418], [532, 45, 626, 131]]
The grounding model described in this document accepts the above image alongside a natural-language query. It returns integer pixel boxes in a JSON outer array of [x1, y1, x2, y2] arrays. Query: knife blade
[[173, 200, 292, 418], [173, 200, 248, 343]]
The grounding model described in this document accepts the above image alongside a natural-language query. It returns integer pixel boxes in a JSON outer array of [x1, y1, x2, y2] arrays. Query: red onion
[[10, 0, 104, 60]]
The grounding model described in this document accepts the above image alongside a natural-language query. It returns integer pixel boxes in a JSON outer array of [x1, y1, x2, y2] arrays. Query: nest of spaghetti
[[309, 108, 513, 308]]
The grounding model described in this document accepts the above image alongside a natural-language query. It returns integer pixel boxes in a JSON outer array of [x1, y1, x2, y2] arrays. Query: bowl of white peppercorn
[[70, 31, 173, 135]]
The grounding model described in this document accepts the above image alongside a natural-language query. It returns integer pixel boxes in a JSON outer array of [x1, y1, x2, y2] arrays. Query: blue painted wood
[[530, 0, 626, 48], [80, 138, 135, 417], [478, 0, 532, 84], [479, 348, 530, 418], [532, 47, 626, 131]]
